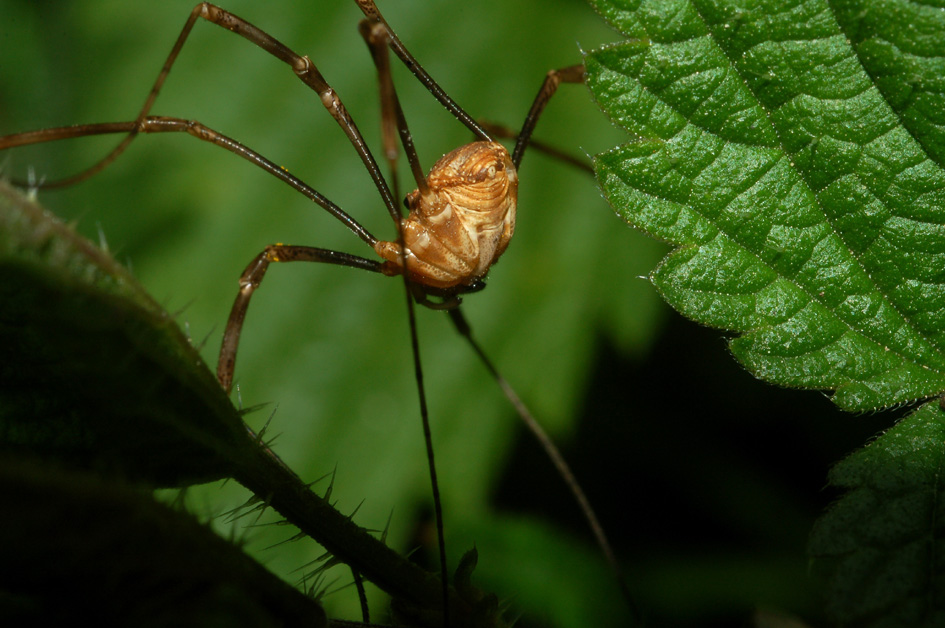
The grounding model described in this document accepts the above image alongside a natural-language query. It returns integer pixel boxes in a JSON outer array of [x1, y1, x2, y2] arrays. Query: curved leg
[[0, 116, 379, 248], [28, 3, 403, 229], [512, 64, 586, 168], [217, 244, 383, 394]]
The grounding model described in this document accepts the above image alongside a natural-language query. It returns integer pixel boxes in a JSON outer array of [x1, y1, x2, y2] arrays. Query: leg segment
[[354, 0, 492, 142], [189, 4, 401, 225], [217, 245, 383, 394], [476, 120, 594, 175], [512, 64, 586, 168], [29, 3, 403, 229], [358, 19, 430, 201], [1, 117, 379, 248]]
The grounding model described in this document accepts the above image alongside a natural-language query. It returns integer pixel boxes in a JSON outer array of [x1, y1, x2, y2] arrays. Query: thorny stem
[[233, 433, 485, 628]]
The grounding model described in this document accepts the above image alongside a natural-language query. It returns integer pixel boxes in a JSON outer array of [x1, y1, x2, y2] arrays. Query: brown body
[[374, 141, 517, 289]]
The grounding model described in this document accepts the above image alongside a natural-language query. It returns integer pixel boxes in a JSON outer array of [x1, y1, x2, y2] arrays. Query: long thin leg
[[351, 569, 370, 624], [1, 117, 379, 248], [358, 19, 401, 200], [443, 62, 630, 611], [477, 120, 594, 176], [448, 308, 641, 622], [358, 19, 430, 199], [359, 19, 451, 625], [354, 0, 492, 143], [400, 279, 451, 628], [512, 64, 586, 168], [27, 3, 404, 230], [218, 245, 383, 394]]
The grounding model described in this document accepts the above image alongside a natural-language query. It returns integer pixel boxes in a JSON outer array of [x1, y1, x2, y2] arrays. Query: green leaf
[[586, 0, 945, 411], [0, 181, 252, 487], [832, 0, 945, 167], [585, 0, 945, 624], [808, 402, 945, 627]]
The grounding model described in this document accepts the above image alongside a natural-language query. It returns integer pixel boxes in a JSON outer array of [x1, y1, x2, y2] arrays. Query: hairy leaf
[[586, 0, 945, 412], [0, 181, 512, 628], [0, 181, 251, 486], [809, 402, 945, 627], [586, 0, 945, 624]]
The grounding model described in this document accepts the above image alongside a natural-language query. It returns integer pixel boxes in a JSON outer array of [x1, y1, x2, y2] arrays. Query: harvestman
[[0, 0, 634, 621]]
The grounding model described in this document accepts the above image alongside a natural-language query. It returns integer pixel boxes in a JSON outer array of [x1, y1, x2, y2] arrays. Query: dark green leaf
[[0, 181, 514, 628], [0, 181, 252, 486], [586, 0, 945, 625], [809, 402, 945, 627]]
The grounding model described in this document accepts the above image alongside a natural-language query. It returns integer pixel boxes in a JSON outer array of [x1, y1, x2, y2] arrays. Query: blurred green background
[[0, 1, 900, 626]]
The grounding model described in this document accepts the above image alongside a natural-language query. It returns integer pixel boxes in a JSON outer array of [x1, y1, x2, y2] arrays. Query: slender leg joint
[[240, 248, 276, 288], [319, 88, 343, 118], [362, 20, 389, 46], [203, 4, 244, 35], [512, 63, 587, 168], [294, 55, 313, 77]]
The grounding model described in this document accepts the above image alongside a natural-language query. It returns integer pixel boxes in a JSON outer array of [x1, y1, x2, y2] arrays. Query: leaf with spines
[[0, 181, 252, 486], [586, 0, 945, 412]]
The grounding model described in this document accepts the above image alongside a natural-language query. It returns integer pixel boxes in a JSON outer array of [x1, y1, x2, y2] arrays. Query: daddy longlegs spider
[[1, 1, 635, 624]]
